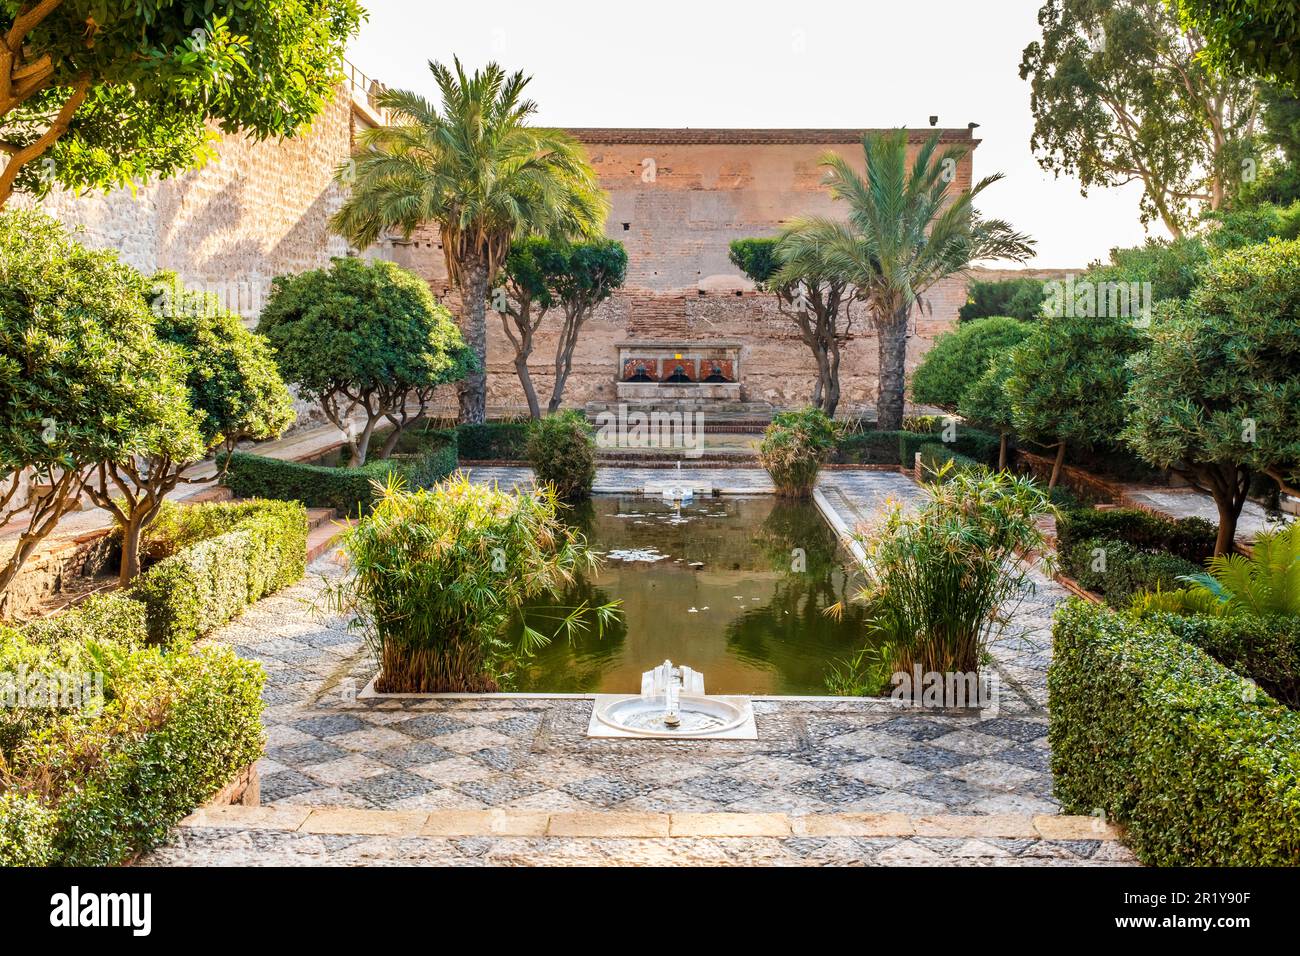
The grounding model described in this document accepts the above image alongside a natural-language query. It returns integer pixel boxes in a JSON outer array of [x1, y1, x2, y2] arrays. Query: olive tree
[[493, 237, 565, 418], [0, 0, 363, 206], [1123, 240, 1300, 555], [258, 257, 473, 466], [731, 236, 854, 416], [1005, 308, 1146, 487], [546, 239, 627, 413], [84, 276, 296, 582], [0, 209, 190, 593]]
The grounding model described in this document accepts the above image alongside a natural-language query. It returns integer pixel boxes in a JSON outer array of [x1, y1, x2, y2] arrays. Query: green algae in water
[[503, 495, 870, 695]]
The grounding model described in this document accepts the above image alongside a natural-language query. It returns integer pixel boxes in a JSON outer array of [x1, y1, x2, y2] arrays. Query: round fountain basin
[[594, 694, 748, 738]]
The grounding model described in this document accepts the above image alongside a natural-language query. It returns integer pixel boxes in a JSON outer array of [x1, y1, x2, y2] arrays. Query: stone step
[[182, 805, 1125, 841]]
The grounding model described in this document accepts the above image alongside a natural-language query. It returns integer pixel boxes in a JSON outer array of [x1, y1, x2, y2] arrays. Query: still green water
[[506, 495, 870, 695]]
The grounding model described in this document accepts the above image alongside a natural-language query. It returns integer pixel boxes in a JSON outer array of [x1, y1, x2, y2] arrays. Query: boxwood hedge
[[1056, 507, 1217, 563], [219, 434, 457, 515], [0, 634, 263, 866], [455, 422, 529, 460], [1050, 600, 1300, 865], [1059, 536, 1202, 608]]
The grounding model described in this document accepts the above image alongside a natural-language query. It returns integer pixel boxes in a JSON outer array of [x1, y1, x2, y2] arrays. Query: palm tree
[[778, 130, 1034, 431], [331, 59, 608, 423]]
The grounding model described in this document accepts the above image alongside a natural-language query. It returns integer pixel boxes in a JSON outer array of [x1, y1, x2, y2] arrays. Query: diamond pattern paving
[[141, 469, 1130, 866]]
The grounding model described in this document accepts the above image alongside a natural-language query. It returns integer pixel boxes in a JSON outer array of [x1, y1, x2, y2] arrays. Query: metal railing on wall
[[342, 57, 389, 124]]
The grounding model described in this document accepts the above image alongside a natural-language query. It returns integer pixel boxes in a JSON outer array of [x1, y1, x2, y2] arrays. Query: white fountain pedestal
[[586, 694, 757, 740]]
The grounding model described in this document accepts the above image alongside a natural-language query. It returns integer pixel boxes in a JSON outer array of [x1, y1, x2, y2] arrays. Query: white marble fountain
[[586, 660, 757, 740]]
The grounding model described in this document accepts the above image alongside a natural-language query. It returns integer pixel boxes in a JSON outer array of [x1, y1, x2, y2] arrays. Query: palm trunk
[[875, 304, 910, 431], [458, 260, 490, 425], [998, 431, 1008, 471]]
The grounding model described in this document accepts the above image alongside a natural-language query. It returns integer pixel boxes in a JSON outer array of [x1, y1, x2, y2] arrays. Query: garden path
[[143, 468, 1135, 866]]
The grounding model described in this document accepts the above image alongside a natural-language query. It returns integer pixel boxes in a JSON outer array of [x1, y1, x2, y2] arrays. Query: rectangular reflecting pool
[[505, 495, 871, 695]]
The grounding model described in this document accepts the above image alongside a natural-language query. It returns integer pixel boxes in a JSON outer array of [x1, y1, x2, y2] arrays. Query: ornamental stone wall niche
[[616, 342, 741, 401]]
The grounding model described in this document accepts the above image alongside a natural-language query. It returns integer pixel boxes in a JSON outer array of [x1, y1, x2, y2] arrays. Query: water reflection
[[505, 495, 870, 694]]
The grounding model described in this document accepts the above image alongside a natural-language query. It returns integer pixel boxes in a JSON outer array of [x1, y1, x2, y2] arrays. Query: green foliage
[[0, 1, 364, 202], [1021, 0, 1257, 234], [17, 592, 145, 648], [456, 422, 531, 460], [958, 279, 1047, 321], [1174, 0, 1300, 87], [1060, 536, 1202, 608], [835, 430, 908, 466], [1088, 236, 1210, 302], [1006, 309, 1146, 452], [129, 500, 307, 644], [759, 408, 839, 497], [0, 793, 57, 867], [843, 470, 1053, 687], [958, 350, 1016, 443], [1122, 240, 1300, 496], [328, 475, 618, 693], [1049, 600, 1300, 865], [219, 443, 459, 517], [1135, 610, 1300, 709], [916, 443, 983, 481], [774, 130, 1032, 429], [149, 274, 295, 452], [0, 633, 264, 866], [526, 411, 596, 500], [727, 238, 780, 286], [912, 316, 1034, 411], [1204, 202, 1300, 250], [1055, 507, 1217, 562], [258, 257, 472, 465], [1136, 522, 1300, 618]]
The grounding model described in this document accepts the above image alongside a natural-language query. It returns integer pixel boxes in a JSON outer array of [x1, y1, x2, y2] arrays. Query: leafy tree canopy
[[0, 0, 365, 205], [958, 278, 1047, 322], [1021, 0, 1258, 236], [911, 316, 1034, 411], [1174, 0, 1300, 88], [259, 257, 472, 403], [148, 274, 295, 454], [728, 238, 780, 287], [1123, 239, 1300, 498]]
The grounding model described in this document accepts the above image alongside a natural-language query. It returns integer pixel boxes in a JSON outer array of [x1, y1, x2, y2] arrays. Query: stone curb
[[180, 806, 1125, 841]]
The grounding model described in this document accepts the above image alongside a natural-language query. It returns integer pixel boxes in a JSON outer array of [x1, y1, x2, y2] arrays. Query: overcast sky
[[348, 0, 1169, 267]]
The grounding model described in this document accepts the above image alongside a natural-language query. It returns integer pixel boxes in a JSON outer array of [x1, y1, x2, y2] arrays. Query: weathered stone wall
[[23, 86, 358, 316], [388, 129, 984, 415]]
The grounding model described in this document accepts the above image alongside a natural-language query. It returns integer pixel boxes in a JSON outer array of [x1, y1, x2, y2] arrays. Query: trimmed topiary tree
[[0, 209, 191, 595], [258, 257, 474, 466], [1005, 307, 1146, 488], [84, 276, 297, 583], [1123, 240, 1300, 555], [958, 350, 1018, 469], [911, 316, 1034, 412]]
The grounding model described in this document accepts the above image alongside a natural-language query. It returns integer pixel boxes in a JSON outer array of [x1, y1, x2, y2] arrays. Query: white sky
[[347, 0, 1169, 267]]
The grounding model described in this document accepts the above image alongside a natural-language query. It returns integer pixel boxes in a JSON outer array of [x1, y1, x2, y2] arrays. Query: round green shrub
[[527, 410, 596, 500]]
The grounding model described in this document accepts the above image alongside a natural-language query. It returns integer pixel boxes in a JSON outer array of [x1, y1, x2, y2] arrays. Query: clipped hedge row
[[220, 435, 457, 515], [1140, 610, 1300, 710], [1060, 536, 1202, 608], [1056, 507, 1217, 563], [834, 425, 1002, 468], [0, 634, 263, 866], [131, 499, 307, 644], [456, 421, 529, 460], [1050, 600, 1300, 865]]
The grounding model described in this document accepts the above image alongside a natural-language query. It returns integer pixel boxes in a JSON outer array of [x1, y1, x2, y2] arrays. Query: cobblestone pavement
[[144, 469, 1134, 866], [150, 828, 1131, 866], [1122, 486, 1291, 544]]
